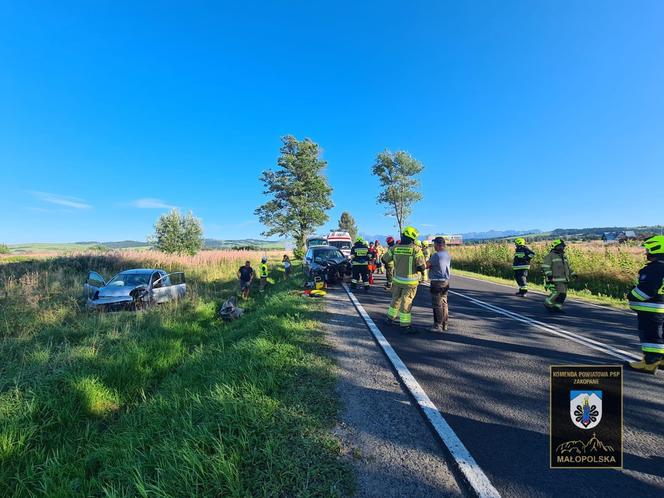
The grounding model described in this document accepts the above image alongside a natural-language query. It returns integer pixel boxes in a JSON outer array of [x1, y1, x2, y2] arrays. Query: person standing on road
[[428, 237, 451, 332], [259, 256, 269, 293], [382, 226, 426, 332], [350, 237, 371, 292], [374, 240, 384, 274], [626, 235, 664, 374], [512, 237, 536, 296], [237, 260, 255, 300], [541, 240, 575, 312], [383, 236, 396, 289]]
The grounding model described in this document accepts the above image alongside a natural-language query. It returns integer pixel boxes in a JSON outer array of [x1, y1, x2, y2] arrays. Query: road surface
[[345, 273, 664, 497]]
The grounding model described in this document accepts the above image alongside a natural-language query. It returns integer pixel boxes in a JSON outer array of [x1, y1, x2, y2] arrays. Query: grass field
[[0, 251, 353, 497], [449, 241, 644, 302]]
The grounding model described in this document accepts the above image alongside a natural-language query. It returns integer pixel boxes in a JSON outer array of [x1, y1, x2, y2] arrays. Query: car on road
[[84, 268, 186, 310], [304, 246, 350, 284]]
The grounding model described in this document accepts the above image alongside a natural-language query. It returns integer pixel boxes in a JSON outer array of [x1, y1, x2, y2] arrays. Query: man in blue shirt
[[427, 237, 452, 332]]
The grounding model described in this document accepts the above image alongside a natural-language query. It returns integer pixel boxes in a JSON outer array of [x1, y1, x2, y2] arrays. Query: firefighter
[[259, 256, 269, 293], [512, 237, 536, 296], [383, 236, 396, 289], [626, 235, 664, 374], [382, 226, 426, 332], [350, 237, 371, 292], [541, 239, 575, 312]]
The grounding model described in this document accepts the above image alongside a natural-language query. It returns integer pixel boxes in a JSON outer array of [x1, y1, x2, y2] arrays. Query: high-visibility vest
[[384, 243, 425, 286], [259, 263, 269, 277]]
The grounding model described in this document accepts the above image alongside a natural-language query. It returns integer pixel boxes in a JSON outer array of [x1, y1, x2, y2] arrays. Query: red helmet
[[386, 236, 394, 245]]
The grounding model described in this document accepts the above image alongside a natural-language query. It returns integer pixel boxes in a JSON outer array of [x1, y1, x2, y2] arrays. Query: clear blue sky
[[1, 1, 662, 243]]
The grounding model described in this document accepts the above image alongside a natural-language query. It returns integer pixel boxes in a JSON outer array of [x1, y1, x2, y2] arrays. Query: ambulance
[[326, 231, 353, 258]]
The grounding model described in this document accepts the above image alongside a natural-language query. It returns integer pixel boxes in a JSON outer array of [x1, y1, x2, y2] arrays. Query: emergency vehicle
[[326, 231, 353, 257]]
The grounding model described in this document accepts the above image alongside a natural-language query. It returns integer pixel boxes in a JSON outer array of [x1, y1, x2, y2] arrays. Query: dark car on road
[[304, 246, 350, 284]]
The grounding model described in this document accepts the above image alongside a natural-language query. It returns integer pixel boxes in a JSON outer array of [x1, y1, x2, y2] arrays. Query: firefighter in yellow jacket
[[541, 239, 575, 312], [382, 226, 426, 332]]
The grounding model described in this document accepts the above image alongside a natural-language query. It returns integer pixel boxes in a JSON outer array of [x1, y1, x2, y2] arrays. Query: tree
[[255, 135, 334, 258], [151, 209, 204, 255], [0, 243, 10, 255], [338, 211, 358, 241], [372, 150, 424, 234]]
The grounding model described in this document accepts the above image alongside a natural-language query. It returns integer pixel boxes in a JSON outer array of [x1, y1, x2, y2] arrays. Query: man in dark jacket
[[626, 235, 664, 374], [350, 237, 371, 292], [512, 237, 536, 296]]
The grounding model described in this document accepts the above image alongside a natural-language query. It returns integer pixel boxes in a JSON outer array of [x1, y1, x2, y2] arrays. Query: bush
[[0, 243, 10, 254]]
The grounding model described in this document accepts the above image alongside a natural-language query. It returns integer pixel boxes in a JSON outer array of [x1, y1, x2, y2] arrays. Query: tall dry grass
[[449, 242, 644, 299]]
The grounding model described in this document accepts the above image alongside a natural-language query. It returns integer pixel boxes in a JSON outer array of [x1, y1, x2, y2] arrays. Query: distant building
[[427, 234, 463, 246], [602, 231, 637, 244]]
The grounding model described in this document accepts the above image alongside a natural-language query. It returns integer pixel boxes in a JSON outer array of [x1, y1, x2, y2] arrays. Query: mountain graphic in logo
[[556, 433, 615, 455]]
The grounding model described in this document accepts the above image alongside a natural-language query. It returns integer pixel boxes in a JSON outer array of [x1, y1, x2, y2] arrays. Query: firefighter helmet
[[402, 226, 419, 240], [643, 235, 664, 255], [550, 239, 565, 250], [514, 237, 525, 245]]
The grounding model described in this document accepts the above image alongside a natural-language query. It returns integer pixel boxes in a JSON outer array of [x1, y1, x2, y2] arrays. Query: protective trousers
[[351, 265, 370, 289], [637, 311, 664, 363], [514, 269, 529, 294], [545, 282, 568, 310], [387, 284, 418, 327], [430, 281, 449, 326], [385, 263, 394, 288]]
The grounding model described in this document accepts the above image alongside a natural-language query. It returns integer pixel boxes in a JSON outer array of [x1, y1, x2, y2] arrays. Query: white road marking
[[454, 273, 632, 315], [448, 289, 640, 362], [342, 283, 502, 498]]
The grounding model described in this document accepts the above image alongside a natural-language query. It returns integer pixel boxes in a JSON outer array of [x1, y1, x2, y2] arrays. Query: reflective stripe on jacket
[[628, 260, 664, 313], [351, 243, 370, 266], [513, 245, 535, 270], [382, 243, 426, 286], [541, 250, 573, 282]]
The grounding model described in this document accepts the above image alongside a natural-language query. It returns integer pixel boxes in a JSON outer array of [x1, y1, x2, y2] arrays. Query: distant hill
[[9, 238, 286, 254]]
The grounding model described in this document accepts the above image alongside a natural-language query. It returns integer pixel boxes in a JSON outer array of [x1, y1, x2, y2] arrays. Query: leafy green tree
[[151, 209, 204, 255], [255, 135, 334, 258], [372, 150, 424, 234], [338, 211, 358, 241], [0, 243, 10, 255]]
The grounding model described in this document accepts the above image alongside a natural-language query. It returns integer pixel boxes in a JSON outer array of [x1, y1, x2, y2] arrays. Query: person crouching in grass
[[238, 260, 254, 299], [283, 254, 292, 279]]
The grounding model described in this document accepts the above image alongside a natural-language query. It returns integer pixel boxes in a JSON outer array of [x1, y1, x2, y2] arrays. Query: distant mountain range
[[360, 229, 542, 244]]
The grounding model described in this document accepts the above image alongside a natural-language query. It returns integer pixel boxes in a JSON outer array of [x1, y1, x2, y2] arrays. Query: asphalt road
[[347, 273, 664, 498]]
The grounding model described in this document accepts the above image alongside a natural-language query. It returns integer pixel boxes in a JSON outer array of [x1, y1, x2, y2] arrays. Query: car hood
[[97, 285, 145, 298], [311, 256, 347, 267]]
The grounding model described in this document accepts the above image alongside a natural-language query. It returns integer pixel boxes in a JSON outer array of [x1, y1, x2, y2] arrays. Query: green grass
[[0, 254, 353, 497]]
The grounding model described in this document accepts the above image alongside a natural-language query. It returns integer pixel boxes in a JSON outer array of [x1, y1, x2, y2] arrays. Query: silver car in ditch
[[84, 268, 186, 310]]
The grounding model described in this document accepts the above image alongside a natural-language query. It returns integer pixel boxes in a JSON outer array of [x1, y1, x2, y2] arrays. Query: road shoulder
[[323, 287, 464, 498]]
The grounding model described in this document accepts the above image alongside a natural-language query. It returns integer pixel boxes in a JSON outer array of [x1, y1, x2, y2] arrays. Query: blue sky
[[1, 1, 662, 243]]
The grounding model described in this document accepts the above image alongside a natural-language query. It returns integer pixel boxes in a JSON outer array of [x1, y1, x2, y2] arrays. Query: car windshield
[[314, 248, 343, 259], [307, 238, 327, 246], [329, 240, 351, 249], [107, 273, 151, 287]]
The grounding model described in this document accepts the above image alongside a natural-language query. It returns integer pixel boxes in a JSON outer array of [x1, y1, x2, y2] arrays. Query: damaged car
[[84, 268, 186, 310], [304, 246, 350, 285]]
